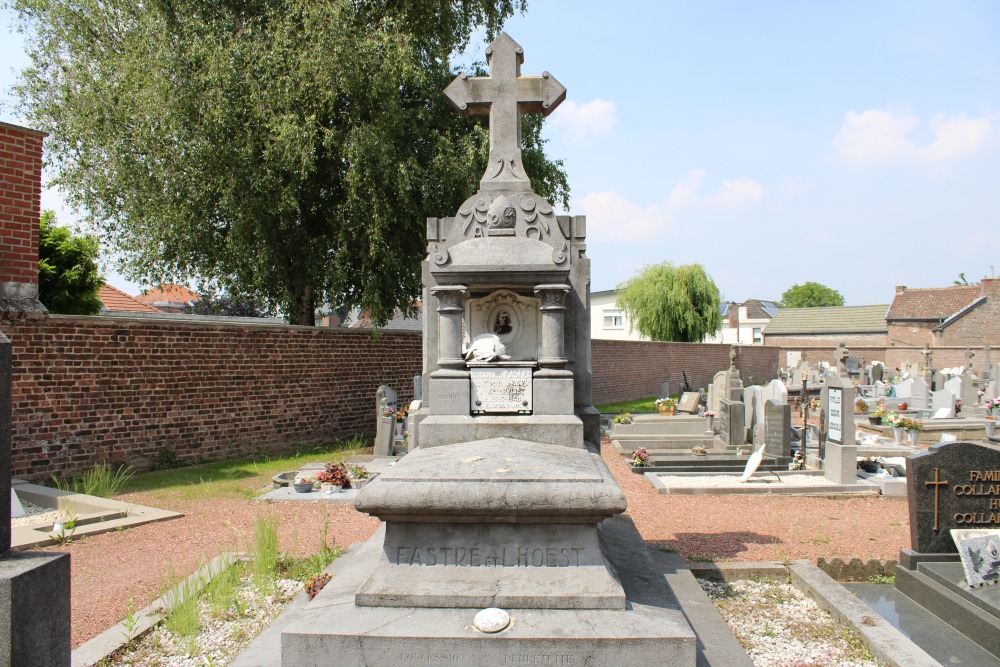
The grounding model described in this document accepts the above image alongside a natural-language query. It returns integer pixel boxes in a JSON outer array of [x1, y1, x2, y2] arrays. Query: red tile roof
[[98, 285, 162, 314], [886, 285, 981, 321], [135, 283, 201, 306]]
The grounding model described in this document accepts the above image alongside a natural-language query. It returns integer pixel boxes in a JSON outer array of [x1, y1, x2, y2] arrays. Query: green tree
[[616, 262, 722, 342], [38, 210, 103, 315], [779, 282, 845, 308], [13, 0, 568, 325]]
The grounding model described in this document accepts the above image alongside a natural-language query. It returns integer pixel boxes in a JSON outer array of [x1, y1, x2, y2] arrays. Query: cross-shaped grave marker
[[925, 467, 949, 532], [444, 32, 566, 193]]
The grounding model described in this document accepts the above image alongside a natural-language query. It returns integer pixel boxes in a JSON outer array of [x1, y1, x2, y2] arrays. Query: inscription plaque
[[828, 387, 842, 444], [470, 366, 532, 413]]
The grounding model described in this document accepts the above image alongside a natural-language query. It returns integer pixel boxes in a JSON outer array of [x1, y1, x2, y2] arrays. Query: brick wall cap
[[0, 120, 47, 137]]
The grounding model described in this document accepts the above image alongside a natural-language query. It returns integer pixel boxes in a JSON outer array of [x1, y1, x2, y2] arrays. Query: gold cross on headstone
[[444, 32, 566, 193], [925, 467, 949, 532]]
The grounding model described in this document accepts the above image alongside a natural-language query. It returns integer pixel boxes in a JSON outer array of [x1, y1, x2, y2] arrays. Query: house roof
[[886, 285, 981, 321], [744, 299, 779, 319], [763, 304, 889, 336], [135, 283, 201, 306], [98, 285, 162, 314]]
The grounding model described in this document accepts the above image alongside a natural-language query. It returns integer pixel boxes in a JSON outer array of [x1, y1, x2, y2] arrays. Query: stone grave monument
[[896, 441, 1000, 659], [280, 33, 699, 665], [763, 399, 792, 462], [676, 390, 700, 414], [373, 385, 398, 457], [0, 331, 71, 666], [821, 372, 856, 485]]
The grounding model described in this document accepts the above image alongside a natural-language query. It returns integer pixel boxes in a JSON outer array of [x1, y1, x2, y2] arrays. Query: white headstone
[[763, 379, 787, 405], [931, 389, 956, 418], [893, 378, 913, 399], [945, 375, 962, 399], [709, 371, 727, 414], [911, 377, 930, 409]]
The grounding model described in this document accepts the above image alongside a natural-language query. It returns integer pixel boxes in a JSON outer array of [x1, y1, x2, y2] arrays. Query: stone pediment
[[429, 191, 570, 274]]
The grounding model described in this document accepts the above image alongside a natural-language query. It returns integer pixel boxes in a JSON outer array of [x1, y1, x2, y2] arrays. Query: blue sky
[[2, 1, 999, 304]]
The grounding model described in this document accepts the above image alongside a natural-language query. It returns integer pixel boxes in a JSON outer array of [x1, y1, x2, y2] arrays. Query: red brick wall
[[0, 123, 44, 288], [590, 340, 781, 404], [2, 317, 423, 481]]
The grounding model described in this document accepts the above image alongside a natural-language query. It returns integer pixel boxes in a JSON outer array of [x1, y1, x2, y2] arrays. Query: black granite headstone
[[1, 332, 10, 554], [907, 441, 1000, 554], [763, 399, 791, 459]]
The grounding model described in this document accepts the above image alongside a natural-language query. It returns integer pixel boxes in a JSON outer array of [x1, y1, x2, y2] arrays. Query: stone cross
[[729, 346, 738, 370], [965, 348, 976, 373], [920, 345, 933, 371], [835, 342, 849, 376], [444, 32, 566, 193]]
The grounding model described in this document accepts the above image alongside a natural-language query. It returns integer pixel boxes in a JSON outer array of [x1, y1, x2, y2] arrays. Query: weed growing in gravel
[[206, 561, 244, 620], [121, 598, 139, 647], [252, 513, 280, 594], [868, 572, 895, 585], [162, 564, 202, 638]]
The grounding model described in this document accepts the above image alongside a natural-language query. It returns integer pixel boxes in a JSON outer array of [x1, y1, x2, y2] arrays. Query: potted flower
[[885, 412, 905, 443], [631, 447, 650, 467], [292, 476, 316, 493], [904, 419, 923, 445], [855, 398, 868, 414], [613, 412, 633, 425], [869, 406, 887, 426], [986, 397, 1000, 418], [347, 464, 373, 489], [655, 397, 677, 416], [315, 463, 349, 492], [898, 401, 908, 412]]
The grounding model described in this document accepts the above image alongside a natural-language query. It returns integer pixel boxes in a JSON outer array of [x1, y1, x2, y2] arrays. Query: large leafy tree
[[616, 262, 722, 342], [38, 210, 103, 315], [779, 282, 845, 308], [12, 0, 568, 325]]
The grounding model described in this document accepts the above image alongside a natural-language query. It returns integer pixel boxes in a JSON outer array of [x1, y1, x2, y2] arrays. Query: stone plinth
[[354, 438, 627, 610], [0, 551, 71, 667], [416, 415, 584, 449]]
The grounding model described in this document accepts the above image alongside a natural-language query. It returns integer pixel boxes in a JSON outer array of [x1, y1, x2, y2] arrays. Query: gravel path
[[25, 438, 909, 649]]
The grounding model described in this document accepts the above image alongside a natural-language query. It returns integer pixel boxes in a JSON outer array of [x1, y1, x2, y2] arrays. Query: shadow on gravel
[[649, 531, 783, 560]]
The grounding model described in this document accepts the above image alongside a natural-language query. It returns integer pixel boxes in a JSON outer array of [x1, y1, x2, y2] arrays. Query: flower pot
[[858, 461, 880, 474], [893, 427, 904, 443], [868, 416, 882, 425], [987, 421, 997, 438], [705, 415, 715, 433], [898, 402, 908, 411], [907, 430, 919, 445], [350, 478, 370, 490], [292, 482, 314, 493]]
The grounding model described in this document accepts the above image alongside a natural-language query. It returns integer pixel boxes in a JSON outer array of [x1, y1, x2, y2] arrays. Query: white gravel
[[655, 474, 841, 489], [700, 578, 877, 667], [11, 498, 60, 528]]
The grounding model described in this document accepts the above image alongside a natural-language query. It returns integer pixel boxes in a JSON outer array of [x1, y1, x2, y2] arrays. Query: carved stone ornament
[[466, 289, 540, 361], [462, 333, 511, 362]]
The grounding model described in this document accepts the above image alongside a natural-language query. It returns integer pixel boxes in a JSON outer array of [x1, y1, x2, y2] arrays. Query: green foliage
[[616, 262, 722, 342], [954, 272, 979, 286], [37, 210, 103, 315], [53, 463, 135, 498], [594, 397, 658, 414], [779, 282, 845, 308], [13, 0, 568, 325], [162, 564, 201, 638], [149, 447, 182, 471], [251, 513, 280, 592]]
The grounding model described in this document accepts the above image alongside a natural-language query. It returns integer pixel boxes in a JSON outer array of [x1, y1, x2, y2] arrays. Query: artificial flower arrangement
[[655, 397, 677, 409], [631, 447, 650, 467], [613, 412, 633, 425]]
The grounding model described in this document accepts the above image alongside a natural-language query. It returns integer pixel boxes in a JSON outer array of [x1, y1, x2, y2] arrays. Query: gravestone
[[822, 375, 856, 485], [676, 391, 700, 414], [0, 331, 72, 666], [282, 34, 698, 665], [373, 385, 398, 457], [931, 389, 956, 419], [945, 375, 962, 401], [743, 385, 763, 440], [906, 441, 1000, 554], [708, 371, 727, 414], [762, 378, 787, 405], [893, 378, 912, 399], [763, 399, 792, 461], [871, 361, 884, 383], [412, 375, 422, 401], [719, 398, 746, 448], [660, 382, 670, 401], [911, 377, 930, 410]]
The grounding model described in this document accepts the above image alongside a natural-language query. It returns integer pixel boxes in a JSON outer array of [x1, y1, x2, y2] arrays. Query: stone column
[[431, 285, 467, 373], [533, 284, 573, 414], [534, 284, 571, 374]]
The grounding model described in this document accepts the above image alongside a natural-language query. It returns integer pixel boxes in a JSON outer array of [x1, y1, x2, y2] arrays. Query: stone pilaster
[[430, 285, 467, 375], [534, 284, 571, 375]]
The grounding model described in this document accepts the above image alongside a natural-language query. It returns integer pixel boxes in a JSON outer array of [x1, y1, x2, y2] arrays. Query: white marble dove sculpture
[[463, 333, 511, 362]]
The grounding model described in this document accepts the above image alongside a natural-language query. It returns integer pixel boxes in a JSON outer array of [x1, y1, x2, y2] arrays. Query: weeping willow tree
[[12, 0, 569, 325], [616, 262, 722, 342]]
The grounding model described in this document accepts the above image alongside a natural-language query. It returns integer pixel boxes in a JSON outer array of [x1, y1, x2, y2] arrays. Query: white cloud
[[578, 191, 672, 240], [547, 98, 616, 139], [667, 169, 765, 210], [578, 169, 765, 241], [834, 109, 993, 166]]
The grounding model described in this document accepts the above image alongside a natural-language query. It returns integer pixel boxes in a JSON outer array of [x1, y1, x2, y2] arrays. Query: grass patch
[[251, 513, 280, 593], [161, 564, 202, 639], [53, 463, 135, 498], [119, 436, 370, 502], [595, 397, 659, 414]]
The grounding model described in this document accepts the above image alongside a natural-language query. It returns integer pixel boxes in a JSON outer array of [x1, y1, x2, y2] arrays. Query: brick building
[[761, 304, 889, 347], [887, 282, 1000, 346], [0, 121, 47, 320]]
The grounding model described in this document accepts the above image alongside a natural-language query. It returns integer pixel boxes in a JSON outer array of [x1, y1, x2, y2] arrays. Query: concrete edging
[[71, 553, 238, 667], [689, 561, 942, 667]]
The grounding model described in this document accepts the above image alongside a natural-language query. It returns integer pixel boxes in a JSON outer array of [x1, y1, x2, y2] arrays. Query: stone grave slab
[[931, 389, 956, 418], [763, 399, 791, 460]]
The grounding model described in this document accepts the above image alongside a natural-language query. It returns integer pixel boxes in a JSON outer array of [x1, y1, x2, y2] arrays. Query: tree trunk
[[289, 282, 315, 326]]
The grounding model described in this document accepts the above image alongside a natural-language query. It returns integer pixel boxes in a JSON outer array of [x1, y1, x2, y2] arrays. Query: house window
[[753, 327, 763, 344], [603, 310, 624, 329]]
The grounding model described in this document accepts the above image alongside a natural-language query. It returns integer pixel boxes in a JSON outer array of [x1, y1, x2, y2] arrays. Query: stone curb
[[645, 471, 882, 496], [689, 561, 942, 667], [71, 553, 238, 667]]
